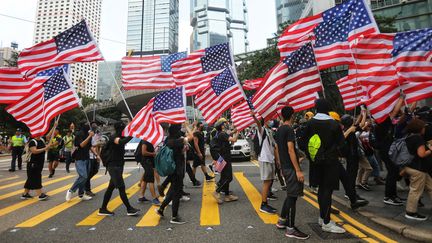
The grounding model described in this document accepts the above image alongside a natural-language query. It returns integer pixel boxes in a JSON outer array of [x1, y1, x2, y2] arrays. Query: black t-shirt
[[74, 131, 91, 160], [374, 117, 394, 151], [276, 125, 296, 171], [166, 137, 186, 175], [108, 135, 132, 167], [142, 140, 155, 161], [406, 134, 432, 175], [218, 131, 231, 162], [29, 139, 46, 164], [193, 131, 205, 155], [341, 130, 360, 159]]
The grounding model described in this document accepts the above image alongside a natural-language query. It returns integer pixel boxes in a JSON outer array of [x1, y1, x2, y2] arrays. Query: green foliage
[[374, 15, 398, 33], [4, 51, 18, 67]]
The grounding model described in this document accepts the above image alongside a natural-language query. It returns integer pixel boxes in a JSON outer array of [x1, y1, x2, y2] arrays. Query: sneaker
[[170, 216, 186, 225], [276, 218, 288, 229], [351, 200, 369, 210], [8, 168, 15, 172], [192, 180, 202, 188], [137, 196, 149, 203], [98, 208, 114, 216], [151, 198, 161, 206], [405, 212, 428, 221], [155, 208, 164, 217], [359, 183, 371, 191], [224, 194, 239, 202], [267, 194, 278, 201], [285, 227, 310, 240], [158, 185, 165, 197], [80, 194, 93, 201], [181, 191, 191, 196], [318, 217, 323, 226], [383, 197, 403, 206], [127, 207, 140, 216], [180, 195, 190, 202], [205, 175, 215, 182], [21, 193, 33, 200], [330, 208, 340, 215], [65, 190, 74, 202], [212, 192, 223, 204], [260, 204, 277, 214], [38, 193, 48, 201], [48, 174, 53, 178], [322, 221, 346, 234], [86, 191, 96, 197]]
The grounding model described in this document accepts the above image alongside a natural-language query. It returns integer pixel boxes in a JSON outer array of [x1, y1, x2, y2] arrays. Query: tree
[[374, 15, 398, 33], [4, 51, 18, 67]]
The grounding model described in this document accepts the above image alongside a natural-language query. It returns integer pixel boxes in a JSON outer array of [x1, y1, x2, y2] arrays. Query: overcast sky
[[0, 0, 277, 61]]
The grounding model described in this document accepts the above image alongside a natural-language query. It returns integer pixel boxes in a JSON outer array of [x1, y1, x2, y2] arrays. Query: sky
[[0, 0, 277, 61]]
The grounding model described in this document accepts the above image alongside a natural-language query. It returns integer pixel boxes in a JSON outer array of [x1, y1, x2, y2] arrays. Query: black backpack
[[100, 136, 112, 167], [134, 140, 143, 163], [253, 129, 267, 157], [209, 132, 220, 160]]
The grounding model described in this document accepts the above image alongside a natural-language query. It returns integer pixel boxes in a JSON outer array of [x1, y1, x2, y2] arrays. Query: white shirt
[[257, 127, 275, 163]]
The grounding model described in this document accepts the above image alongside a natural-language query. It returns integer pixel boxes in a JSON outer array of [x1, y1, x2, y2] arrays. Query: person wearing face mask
[[85, 121, 102, 197]]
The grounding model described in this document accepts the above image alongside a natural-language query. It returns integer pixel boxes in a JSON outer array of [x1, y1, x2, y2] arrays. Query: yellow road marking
[[0, 175, 103, 217], [15, 174, 132, 228], [250, 160, 259, 167], [200, 180, 220, 226], [0, 175, 75, 201], [0, 176, 19, 183], [136, 185, 170, 227], [233, 172, 278, 224], [77, 181, 140, 226], [0, 176, 49, 190]]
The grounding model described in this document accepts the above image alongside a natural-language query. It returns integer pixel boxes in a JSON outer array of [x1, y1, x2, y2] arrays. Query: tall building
[[126, 0, 179, 56], [190, 0, 249, 55], [33, 0, 102, 98], [275, 0, 309, 26], [97, 61, 121, 101], [0, 46, 18, 67]]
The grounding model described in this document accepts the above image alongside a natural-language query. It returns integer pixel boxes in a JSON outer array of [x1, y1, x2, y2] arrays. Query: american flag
[[231, 100, 255, 132], [253, 43, 322, 120], [366, 82, 432, 123], [278, 0, 379, 69], [336, 74, 367, 110], [6, 68, 79, 137], [275, 92, 319, 119], [123, 86, 186, 145], [172, 43, 233, 95], [195, 67, 244, 124], [214, 155, 227, 173], [0, 65, 69, 104], [243, 78, 263, 90], [121, 52, 187, 90], [18, 20, 103, 78]]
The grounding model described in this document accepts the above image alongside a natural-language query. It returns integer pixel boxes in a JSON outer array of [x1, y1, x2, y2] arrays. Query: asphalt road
[[0, 156, 415, 243]]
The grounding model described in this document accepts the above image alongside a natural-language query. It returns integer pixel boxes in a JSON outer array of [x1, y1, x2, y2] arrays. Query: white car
[[124, 137, 141, 160], [230, 135, 251, 161]]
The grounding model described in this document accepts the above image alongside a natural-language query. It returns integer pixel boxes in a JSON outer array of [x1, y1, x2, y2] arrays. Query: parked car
[[230, 134, 251, 161], [124, 137, 141, 160]]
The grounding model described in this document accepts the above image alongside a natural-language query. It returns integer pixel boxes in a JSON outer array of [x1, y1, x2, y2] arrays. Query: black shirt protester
[[217, 131, 231, 162], [74, 131, 91, 160], [193, 131, 205, 156], [276, 125, 296, 171], [406, 134, 432, 176]]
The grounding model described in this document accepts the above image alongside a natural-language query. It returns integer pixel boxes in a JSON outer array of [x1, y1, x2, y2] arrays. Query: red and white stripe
[[122, 99, 164, 146], [336, 75, 367, 110], [243, 78, 263, 90], [121, 56, 176, 91], [275, 92, 319, 119], [231, 100, 255, 132], [395, 49, 432, 83], [172, 51, 222, 96]]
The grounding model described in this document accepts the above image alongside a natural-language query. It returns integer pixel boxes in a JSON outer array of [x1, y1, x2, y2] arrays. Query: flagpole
[[309, 40, 326, 99], [48, 115, 61, 144], [103, 60, 134, 119], [349, 36, 361, 119], [191, 95, 197, 122]]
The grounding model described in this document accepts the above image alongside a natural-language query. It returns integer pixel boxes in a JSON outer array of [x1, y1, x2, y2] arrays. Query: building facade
[[0, 46, 17, 67], [33, 0, 102, 98], [126, 0, 179, 56], [190, 0, 249, 55], [275, 0, 308, 26], [97, 61, 121, 101]]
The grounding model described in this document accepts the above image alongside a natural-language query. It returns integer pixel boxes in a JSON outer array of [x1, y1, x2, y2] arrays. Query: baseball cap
[[329, 111, 341, 122]]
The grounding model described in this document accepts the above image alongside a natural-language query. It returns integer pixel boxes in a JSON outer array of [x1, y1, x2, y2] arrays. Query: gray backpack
[[388, 135, 414, 167]]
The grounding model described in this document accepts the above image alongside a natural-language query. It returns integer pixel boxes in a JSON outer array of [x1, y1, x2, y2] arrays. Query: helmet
[[329, 111, 341, 122]]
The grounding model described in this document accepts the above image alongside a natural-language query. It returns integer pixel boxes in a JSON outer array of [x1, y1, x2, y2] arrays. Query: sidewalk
[[302, 160, 432, 242]]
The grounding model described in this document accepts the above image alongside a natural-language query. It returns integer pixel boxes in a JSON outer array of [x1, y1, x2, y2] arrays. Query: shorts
[[193, 155, 205, 168], [259, 161, 275, 181], [47, 151, 59, 162], [283, 168, 304, 197], [141, 160, 155, 183]]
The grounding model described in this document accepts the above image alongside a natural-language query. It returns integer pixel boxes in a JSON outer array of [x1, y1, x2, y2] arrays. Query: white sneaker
[[65, 190, 73, 202], [322, 221, 346, 234], [180, 195, 190, 202], [318, 217, 323, 226], [80, 194, 93, 201]]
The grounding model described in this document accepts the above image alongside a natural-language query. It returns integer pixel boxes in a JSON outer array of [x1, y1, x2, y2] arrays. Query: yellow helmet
[[304, 111, 314, 120], [329, 111, 341, 122]]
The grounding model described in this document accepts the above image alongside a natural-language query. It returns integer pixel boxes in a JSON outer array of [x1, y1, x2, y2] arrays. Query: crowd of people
[[3, 93, 432, 240]]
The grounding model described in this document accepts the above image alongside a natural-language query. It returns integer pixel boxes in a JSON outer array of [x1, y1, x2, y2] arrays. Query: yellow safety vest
[[12, 135, 25, 147]]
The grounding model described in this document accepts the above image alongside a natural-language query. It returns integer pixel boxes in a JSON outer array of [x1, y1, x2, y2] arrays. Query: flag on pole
[[336, 74, 367, 110], [121, 52, 187, 90], [275, 92, 319, 119], [231, 100, 255, 132], [278, 0, 379, 69], [18, 20, 103, 78], [243, 78, 263, 90], [214, 155, 227, 173], [195, 67, 244, 124], [172, 43, 233, 95], [6, 68, 79, 137], [123, 86, 187, 145], [253, 43, 322, 120]]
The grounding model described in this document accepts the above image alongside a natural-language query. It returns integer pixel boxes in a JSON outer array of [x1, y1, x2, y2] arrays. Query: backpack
[[209, 132, 220, 160], [308, 134, 323, 163], [253, 129, 267, 158], [388, 135, 414, 167], [100, 136, 112, 167], [134, 141, 143, 163], [154, 145, 176, 177], [23, 139, 44, 163]]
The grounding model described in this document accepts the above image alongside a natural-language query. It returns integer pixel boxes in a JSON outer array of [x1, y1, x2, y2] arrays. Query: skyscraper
[[275, 0, 308, 26], [33, 0, 102, 98], [126, 0, 179, 56], [190, 0, 249, 55]]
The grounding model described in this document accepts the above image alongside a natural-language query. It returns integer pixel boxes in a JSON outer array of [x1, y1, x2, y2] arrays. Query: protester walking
[[85, 122, 101, 197], [9, 128, 27, 172], [192, 122, 214, 182], [63, 130, 75, 173], [47, 128, 63, 178], [137, 139, 160, 205]]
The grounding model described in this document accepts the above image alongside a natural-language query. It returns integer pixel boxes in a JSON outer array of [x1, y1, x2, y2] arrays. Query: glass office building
[[275, 0, 309, 26], [190, 0, 249, 55], [126, 0, 179, 56]]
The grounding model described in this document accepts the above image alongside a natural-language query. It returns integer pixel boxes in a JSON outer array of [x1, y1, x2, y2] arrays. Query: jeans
[[85, 159, 99, 192], [404, 167, 432, 213], [101, 166, 132, 210], [216, 161, 233, 194], [379, 149, 399, 198], [64, 151, 72, 171], [70, 160, 89, 195], [366, 155, 380, 178], [11, 147, 23, 170]]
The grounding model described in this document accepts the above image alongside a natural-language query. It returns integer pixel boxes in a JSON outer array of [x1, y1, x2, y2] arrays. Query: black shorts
[[141, 160, 155, 183], [47, 151, 59, 162], [283, 168, 304, 197], [193, 155, 205, 168]]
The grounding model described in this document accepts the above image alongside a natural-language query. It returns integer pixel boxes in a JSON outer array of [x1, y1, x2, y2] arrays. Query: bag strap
[[258, 129, 267, 155]]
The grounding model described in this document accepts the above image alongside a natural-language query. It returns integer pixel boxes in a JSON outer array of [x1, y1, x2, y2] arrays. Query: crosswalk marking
[[0, 175, 19, 183], [233, 172, 279, 224], [0, 174, 75, 201], [200, 180, 220, 226], [136, 185, 170, 227], [0, 175, 103, 218], [76, 181, 140, 226], [0, 176, 49, 190]]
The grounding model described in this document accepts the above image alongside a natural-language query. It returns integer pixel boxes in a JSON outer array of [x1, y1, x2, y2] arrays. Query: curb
[[332, 194, 432, 242]]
